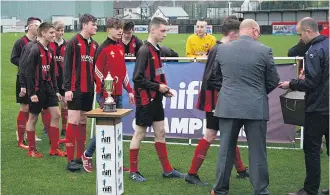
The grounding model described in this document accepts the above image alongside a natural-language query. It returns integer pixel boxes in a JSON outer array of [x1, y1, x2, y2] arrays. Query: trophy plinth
[[103, 71, 117, 112]]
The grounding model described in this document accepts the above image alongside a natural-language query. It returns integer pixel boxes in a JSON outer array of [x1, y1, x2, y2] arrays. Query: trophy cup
[[103, 71, 117, 112]]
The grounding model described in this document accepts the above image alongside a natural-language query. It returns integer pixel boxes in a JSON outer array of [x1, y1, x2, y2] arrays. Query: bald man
[[210, 19, 279, 195], [279, 17, 329, 195]]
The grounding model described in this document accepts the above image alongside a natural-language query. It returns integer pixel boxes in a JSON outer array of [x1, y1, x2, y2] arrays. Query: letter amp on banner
[[122, 62, 297, 143]]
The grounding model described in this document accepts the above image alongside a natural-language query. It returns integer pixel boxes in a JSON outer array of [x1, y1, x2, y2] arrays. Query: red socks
[[27, 131, 36, 151], [154, 142, 173, 173], [76, 124, 86, 159], [188, 138, 211, 175], [129, 148, 140, 173], [61, 109, 68, 130], [234, 146, 246, 172], [17, 111, 29, 143], [41, 109, 51, 133], [50, 126, 60, 150], [66, 123, 78, 162]]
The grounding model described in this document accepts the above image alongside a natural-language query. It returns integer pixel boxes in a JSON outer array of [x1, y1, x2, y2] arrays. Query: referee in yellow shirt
[[186, 19, 217, 59]]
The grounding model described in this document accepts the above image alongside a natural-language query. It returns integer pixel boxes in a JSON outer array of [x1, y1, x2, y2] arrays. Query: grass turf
[[1, 32, 329, 195]]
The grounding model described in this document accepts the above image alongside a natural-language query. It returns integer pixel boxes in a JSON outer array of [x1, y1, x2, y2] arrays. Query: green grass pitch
[[1, 32, 328, 195]]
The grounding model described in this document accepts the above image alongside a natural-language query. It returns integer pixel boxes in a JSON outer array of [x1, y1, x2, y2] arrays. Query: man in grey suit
[[211, 19, 280, 195]]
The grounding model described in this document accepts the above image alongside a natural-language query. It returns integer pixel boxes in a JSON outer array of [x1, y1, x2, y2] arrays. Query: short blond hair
[[53, 21, 65, 30]]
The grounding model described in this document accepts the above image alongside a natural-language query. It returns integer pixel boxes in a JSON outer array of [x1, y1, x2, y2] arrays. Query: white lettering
[[81, 55, 94, 63], [170, 118, 189, 134], [54, 55, 64, 62], [42, 65, 50, 71]]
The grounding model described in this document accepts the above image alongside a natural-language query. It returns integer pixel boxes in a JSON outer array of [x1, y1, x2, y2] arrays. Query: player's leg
[[66, 91, 84, 172], [48, 105, 66, 157], [41, 109, 50, 138], [26, 90, 45, 158], [75, 93, 93, 171], [186, 112, 217, 185], [16, 76, 29, 149], [17, 104, 29, 149], [234, 146, 249, 178], [152, 100, 184, 179], [129, 103, 149, 182], [60, 95, 68, 136]]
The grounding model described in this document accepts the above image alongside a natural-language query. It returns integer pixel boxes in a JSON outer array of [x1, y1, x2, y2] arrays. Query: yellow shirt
[[186, 34, 217, 58]]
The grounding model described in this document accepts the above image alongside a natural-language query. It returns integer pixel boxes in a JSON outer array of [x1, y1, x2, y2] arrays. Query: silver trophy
[[103, 71, 117, 112]]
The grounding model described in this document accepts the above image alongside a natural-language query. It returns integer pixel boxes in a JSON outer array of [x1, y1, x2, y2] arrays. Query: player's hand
[[159, 84, 169, 93], [19, 88, 26, 97], [278, 81, 290, 89], [65, 91, 73, 102], [164, 89, 175, 98], [128, 93, 135, 104], [30, 95, 39, 102], [298, 70, 305, 80], [56, 93, 62, 101]]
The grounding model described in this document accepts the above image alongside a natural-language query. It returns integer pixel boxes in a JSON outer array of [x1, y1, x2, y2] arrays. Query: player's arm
[[19, 45, 30, 88], [63, 40, 75, 92], [123, 65, 133, 94], [50, 50, 59, 94], [186, 36, 197, 58], [10, 39, 22, 66], [135, 38, 143, 55], [26, 47, 39, 97], [133, 46, 159, 90], [94, 47, 106, 94]]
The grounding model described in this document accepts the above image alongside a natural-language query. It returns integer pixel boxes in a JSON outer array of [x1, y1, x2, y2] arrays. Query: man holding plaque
[[129, 17, 185, 182], [81, 17, 134, 173]]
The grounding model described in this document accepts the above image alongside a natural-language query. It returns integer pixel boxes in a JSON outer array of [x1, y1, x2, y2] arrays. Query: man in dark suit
[[211, 19, 280, 195]]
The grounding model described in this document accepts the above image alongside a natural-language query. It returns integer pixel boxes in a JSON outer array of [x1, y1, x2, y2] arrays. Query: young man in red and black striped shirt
[[81, 17, 135, 173], [26, 22, 65, 158], [129, 17, 184, 182], [11, 17, 51, 149], [119, 21, 143, 61], [186, 18, 249, 186], [64, 14, 98, 172], [49, 21, 67, 137]]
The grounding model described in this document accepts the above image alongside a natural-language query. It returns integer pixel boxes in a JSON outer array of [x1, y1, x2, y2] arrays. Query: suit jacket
[[214, 36, 280, 120]]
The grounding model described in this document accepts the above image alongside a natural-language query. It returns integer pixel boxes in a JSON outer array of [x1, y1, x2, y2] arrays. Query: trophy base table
[[84, 108, 133, 195]]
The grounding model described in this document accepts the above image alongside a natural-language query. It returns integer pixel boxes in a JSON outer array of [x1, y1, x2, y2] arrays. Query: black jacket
[[289, 35, 329, 115], [287, 40, 310, 57]]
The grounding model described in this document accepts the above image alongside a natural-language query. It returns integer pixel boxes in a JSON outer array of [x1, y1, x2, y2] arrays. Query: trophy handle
[[114, 76, 119, 83]]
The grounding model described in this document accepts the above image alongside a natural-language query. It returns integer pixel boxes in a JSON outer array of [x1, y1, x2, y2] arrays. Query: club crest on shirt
[[110, 51, 115, 58], [77, 43, 81, 47], [205, 43, 209, 48], [132, 43, 136, 48], [93, 44, 96, 49]]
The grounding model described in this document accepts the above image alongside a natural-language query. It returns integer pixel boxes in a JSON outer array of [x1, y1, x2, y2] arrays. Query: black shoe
[[322, 189, 329, 195], [237, 168, 249, 178], [162, 169, 186, 178], [75, 158, 83, 166], [67, 160, 81, 172], [130, 172, 147, 182], [61, 129, 66, 137], [185, 174, 209, 186]]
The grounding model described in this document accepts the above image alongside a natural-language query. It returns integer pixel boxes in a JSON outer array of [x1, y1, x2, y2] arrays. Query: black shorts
[[16, 75, 29, 104], [67, 91, 94, 111], [29, 83, 58, 115], [206, 112, 219, 131], [135, 100, 165, 127]]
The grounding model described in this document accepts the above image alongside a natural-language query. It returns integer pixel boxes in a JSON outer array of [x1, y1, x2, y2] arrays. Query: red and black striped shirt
[[196, 41, 222, 112], [64, 34, 98, 93], [119, 35, 143, 61], [19, 40, 38, 88], [11, 35, 31, 69], [133, 41, 167, 106], [49, 40, 66, 91], [26, 41, 58, 96]]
